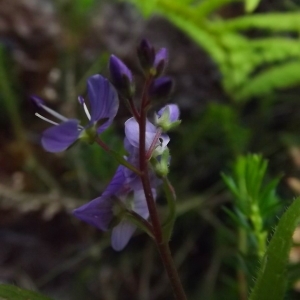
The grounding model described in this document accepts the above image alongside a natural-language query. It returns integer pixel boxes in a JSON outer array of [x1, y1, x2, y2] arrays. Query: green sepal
[[0, 284, 54, 300], [151, 149, 170, 177], [162, 177, 177, 242], [79, 126, 97, 144], [249, 197, 300, 300], [155, 108, 181, 132]]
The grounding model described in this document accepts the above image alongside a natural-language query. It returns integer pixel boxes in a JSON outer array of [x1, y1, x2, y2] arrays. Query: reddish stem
[[128, 97, 140, 121], [138, 77, 187, 300], [95, 136, 110, 152]]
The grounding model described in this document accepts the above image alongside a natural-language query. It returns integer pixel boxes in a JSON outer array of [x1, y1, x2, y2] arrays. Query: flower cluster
[[73, 102, 178, 250], [34, 40, 180, 250]]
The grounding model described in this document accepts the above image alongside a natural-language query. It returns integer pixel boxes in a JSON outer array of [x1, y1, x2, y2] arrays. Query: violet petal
[[41, 119, 80, 152], [109, 55, 133, 88], [160, 133, 170, 149], [158, 104, 180, 122], [133, 189, 151, 219], [103, 165, 128, 198], [149, 77, 173, 99], [154, 48, 168, 67], [111, 220, 136, 251], [125, 117, 157, 151], [86, 74, 119, 131], [73, 165, 128, 231], [73, 196, 114, 231]]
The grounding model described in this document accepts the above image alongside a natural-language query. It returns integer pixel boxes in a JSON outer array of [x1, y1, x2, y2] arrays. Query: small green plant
[[222, 154, 300, 300], [222, 154, 281, 259]]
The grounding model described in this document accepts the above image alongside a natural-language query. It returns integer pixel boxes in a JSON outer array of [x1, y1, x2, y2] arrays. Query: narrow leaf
[[249, 198, 300, 300], [212, 12, 300, 32]]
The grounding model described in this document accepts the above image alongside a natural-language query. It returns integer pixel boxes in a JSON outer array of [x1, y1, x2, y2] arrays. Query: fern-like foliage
[[128, 0, 300, 102]]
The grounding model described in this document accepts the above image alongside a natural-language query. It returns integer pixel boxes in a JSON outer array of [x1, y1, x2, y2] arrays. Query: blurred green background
[[2, 0, 300, 299]]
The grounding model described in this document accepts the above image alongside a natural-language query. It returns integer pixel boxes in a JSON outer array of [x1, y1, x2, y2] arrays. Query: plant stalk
[[138, 78, 187, 300]]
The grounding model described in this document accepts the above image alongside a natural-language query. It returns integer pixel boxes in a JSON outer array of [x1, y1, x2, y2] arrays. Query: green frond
[[235, 61, 300, 101], [212, 12, 300, 32], [128, 0, 300, 101], [194, 0, 242, 19]]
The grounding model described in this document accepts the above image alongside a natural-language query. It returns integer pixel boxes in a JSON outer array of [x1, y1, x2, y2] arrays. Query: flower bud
[[109, 55, 134, 98], [149, 77, 173, 100], [151, 148, 170, 177], [137, 39, 155, 74], [152, 48, 168, 77], [155, 104, 181, 132]]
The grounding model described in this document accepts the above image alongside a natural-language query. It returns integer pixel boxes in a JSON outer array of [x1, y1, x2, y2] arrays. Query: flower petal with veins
[[41, 119, 80, 152]]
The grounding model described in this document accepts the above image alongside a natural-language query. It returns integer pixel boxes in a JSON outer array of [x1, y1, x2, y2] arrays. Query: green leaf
[[245, 0, 261, 13], [236, 61, 300, 101], [194, 0, 242, 19], [249, 198, 300, 300], [212, 12, 300, 32], [0, 285, 54, 300]]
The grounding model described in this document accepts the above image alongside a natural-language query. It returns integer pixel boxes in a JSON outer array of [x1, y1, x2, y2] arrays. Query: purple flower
[[123, 116, 169, 188], [33, 75, 119, 152], [73, 165, 152, 251], [124, 117, 169, 156]]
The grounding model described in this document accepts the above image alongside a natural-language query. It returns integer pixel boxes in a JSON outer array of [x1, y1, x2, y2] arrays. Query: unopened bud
[[137, 39, 155, 74], [151, 48, 168, 77], [155, 104, 181, 132], [149, 77, 173, 100], [109, 55, 134, 98]]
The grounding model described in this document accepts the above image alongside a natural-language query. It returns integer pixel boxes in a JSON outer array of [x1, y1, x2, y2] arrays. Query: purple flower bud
[[137, 39, 155, 73], [155, 104, 181, 132], [109, 55, 133, 98], [149, 77, 173, 99], [153, 48, 168, 77], [157, 104, 180, 123]]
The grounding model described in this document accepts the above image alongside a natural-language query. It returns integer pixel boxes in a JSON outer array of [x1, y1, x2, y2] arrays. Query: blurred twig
[[0, 183, 82, 218]]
